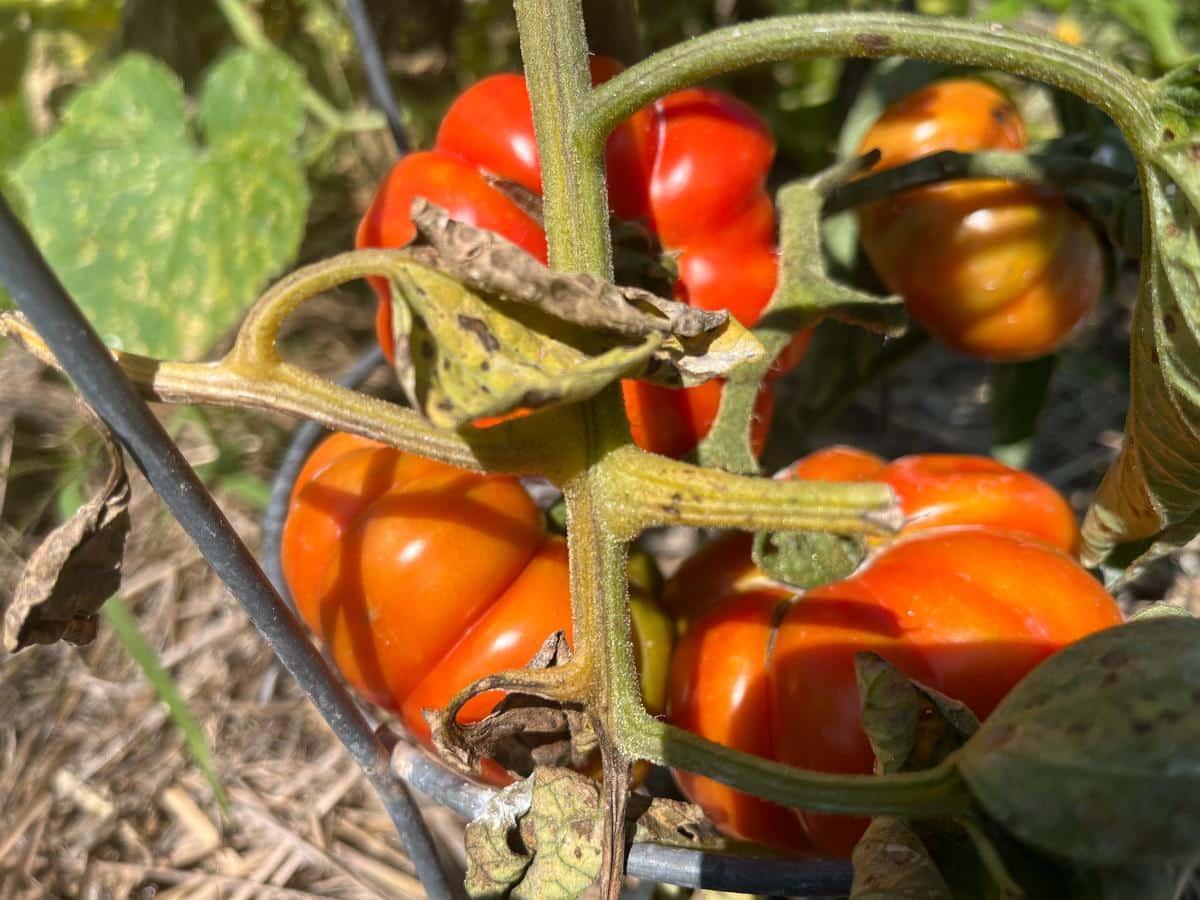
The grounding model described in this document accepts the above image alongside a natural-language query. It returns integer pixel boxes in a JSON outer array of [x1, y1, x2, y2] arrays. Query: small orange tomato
[[857, 80, 1103, 360]]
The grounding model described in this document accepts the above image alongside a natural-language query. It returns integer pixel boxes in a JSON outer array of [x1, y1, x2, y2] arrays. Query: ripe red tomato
[[357, 61, 804, 457], [664, 448, 1121, 855], [281, 431, 672, 781], [856, 80, 1103, 360]]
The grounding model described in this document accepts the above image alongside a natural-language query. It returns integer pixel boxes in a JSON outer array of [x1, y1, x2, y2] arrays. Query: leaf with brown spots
[[851, 817, 953, 900], [958, 618, 1200, 864], [382, 202, 764, 428], [3, 406, 129, 653], [1083, 78, 1200, 571]]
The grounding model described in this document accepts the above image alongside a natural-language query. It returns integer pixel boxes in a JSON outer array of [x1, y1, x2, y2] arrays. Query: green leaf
[[851, 817, 954, 899], [1082, 76, 1200, 567], [102, 595, 229, 812], [1070, 856, 1197, 900], [958, 618, 1200, 864], [855, 652, 979, 776], [11, 49, 308, 358]]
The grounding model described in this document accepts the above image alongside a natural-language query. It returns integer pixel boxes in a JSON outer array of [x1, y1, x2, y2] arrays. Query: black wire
[[343, 0, 409, 154], [394, 744, 854, 897], [0, 196, 460, 900]]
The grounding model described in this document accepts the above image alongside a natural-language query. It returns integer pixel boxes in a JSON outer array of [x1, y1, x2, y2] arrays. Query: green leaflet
[[11, 49, 308, 359]]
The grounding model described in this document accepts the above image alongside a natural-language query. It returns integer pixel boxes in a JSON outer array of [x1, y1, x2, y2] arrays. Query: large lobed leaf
[[11, 49, 308, 359]]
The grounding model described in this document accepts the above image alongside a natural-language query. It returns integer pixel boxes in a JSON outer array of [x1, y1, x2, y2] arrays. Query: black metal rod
[[343, 0, 409, 154], [0, 196, 460, 900]]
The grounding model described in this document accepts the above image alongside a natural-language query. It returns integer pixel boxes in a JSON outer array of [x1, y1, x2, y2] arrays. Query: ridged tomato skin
[[282, 432, 674, 785], [357, 61, 807, 457], [857, 80, 1103, 360], [665, 447, 1119, 854]]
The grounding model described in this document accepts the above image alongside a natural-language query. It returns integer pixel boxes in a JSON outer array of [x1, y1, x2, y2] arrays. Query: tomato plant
[[280, 431, 672, 781], [356, 60, 806, 457], [665, 449, 1123, 855], [856, 79, 1105, 360], [12, 1, 1200, 896]]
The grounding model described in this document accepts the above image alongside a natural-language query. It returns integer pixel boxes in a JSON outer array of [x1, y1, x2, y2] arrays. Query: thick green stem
[[602, 445, 900, 538], [619, 715, 974, 820], [514, 0, 612, 276], [582, 14, 1155, 156]]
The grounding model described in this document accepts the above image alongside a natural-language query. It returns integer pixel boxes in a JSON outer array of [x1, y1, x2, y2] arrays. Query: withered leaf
[[389, 264, 662, 429], [382, 201, 764, 428], [464, 766, 719, 899], [428, 632, 599, 778], [3, 407, 130, 652], [411, 198, 725, 339]]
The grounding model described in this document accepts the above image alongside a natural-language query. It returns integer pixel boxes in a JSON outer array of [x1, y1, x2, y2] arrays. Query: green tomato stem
[[581, 14, 1156, 157], [621, 714, 975, 820], [601, 445, 901, 539]]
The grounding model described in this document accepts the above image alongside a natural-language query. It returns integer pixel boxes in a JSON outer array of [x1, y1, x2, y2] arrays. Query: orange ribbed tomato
[[281, 432, 672, 782], [857, 80, 1103, 360], [665, 448, 1122, 855]]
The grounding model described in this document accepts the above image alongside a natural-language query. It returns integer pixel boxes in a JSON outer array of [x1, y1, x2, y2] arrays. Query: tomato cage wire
[[0, 3, 854, 896]]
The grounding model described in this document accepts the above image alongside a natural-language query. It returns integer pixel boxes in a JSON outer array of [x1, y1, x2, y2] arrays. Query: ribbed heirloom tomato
[[280, 431, 673, 781], [856, 80, 1104, 360], [665, 448, 1123, 855], [357, 59, 806, 458]]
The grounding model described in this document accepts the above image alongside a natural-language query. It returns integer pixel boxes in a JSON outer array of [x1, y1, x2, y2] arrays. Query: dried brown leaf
[[411, 198, 725, 339], [428, 632, 598, 778], [3, 406, 130, 653]]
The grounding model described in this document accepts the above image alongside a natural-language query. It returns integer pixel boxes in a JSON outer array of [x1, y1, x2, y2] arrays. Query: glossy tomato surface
[[782, 445, 1080, 553], [662, 447, 1080, 624], [282, 432, 673, 783], [668, 527, 1123, 855], [857, 80, 1103, 360], [665, 446, 1118, 854], [356, 61, 806, 458]]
